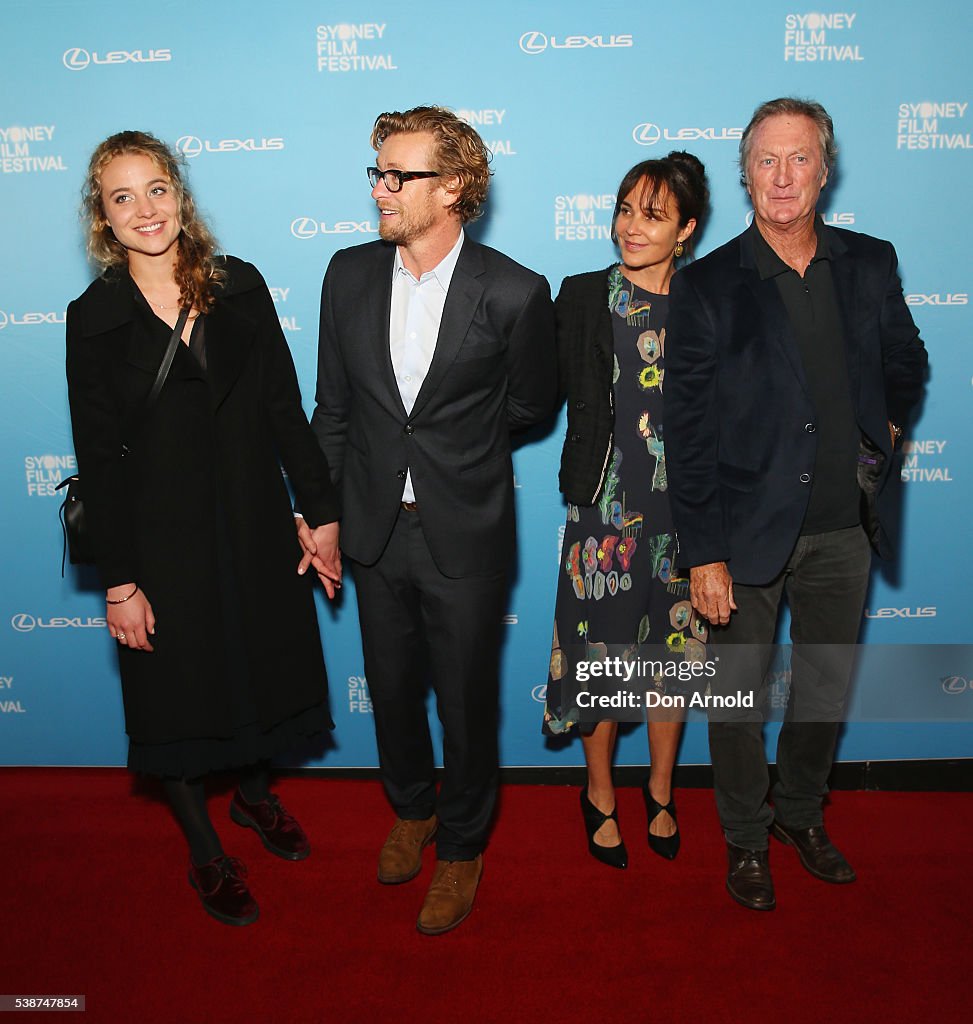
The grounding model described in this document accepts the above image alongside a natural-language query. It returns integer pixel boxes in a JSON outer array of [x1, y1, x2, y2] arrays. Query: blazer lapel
[[827, 231, 862, 405], [738, 232, 811, 398], [409, 240, 484, 419], [593, 267, 614, 375], [367, 246, 408, 417]]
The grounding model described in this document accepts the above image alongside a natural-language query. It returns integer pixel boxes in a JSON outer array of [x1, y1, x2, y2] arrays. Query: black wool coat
[[66, 257, 338, 744]]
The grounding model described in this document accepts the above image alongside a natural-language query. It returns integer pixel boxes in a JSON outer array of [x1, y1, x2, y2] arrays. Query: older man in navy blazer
[[666, 98, 927, 911], [302, 106, 555, 934]]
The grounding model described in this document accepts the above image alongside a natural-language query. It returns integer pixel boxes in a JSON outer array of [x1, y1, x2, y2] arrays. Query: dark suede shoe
[[771, 821, 857, 883], [230, 790, 310, 861], [377, 815, 438, 884], [642, 779, 680, 861], [188, 856, 259, 926], [726, 843, 776, 911], [580, 787, 628, 869]]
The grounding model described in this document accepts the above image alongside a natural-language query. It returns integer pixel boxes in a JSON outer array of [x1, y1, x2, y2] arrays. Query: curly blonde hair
[[81, 131, 225, 312], [370, 106, 492, 223]]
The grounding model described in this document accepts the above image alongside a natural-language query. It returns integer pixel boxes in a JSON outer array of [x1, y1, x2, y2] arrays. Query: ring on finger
[[116, 632, 126, 642]]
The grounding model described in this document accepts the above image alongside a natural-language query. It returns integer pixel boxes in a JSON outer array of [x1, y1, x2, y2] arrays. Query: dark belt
[[401, 501, 418, 512]]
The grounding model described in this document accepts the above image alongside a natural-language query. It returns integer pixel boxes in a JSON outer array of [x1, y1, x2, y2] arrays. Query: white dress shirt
[[389, 230, 465, 502]]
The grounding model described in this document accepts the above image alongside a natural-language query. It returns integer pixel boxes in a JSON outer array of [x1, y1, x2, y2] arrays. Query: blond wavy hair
[[81, 131, 225, 312], [370, 106, 492, 223]]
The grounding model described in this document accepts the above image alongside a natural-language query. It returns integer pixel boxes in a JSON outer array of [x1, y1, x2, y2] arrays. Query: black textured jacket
[[556, 268, 617, 505]]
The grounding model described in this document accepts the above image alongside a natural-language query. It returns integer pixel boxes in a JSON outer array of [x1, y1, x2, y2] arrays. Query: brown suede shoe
[[416, 855, 483, 935], [377, 815, 437, 884]]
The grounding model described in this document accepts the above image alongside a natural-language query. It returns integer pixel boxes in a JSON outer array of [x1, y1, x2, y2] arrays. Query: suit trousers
[[351, 507, 507, 860], [707, 525, 872, 849]]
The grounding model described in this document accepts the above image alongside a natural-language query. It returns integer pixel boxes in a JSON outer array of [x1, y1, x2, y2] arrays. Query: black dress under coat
[[65, 256, 339, 750]]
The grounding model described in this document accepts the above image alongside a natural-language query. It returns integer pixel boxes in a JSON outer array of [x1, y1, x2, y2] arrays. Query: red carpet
[[0, 770, 968, 1023]]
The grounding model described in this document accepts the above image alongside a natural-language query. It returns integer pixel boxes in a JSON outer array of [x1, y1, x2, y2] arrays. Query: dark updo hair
[[610, 150, 709, 256]]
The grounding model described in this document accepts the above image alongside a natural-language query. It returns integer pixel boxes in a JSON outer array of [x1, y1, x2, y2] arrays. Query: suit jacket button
[[800, 473, 811, 483], [404, 424, 414, 435], [396, 469, 406, 480], [575, 400, 586, 410], [570, 432, 581, 442], [805, 423, 816, 433]]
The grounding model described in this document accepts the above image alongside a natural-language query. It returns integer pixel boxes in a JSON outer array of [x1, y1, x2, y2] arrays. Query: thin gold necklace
[[132, 275, 180, 310]]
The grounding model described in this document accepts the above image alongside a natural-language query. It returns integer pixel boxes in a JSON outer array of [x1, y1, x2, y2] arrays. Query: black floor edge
[[277, 758, 973, 792]]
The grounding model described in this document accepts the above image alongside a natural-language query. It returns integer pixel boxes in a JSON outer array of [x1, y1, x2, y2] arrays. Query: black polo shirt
[[751, 219, 861, 535]]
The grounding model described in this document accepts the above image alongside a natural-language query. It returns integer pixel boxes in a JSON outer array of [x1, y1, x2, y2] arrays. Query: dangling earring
[[673, 241, 685, 258]]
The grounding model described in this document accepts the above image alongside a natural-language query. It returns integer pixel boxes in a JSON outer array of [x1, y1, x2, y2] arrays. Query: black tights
[[164, 761, 271, 866]]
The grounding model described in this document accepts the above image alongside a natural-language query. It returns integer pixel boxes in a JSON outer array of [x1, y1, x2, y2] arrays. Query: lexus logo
[[941, 676, 968, 694], [519, 31, 548, 54], [290, 217, 318, 239], [63, 47, 91, 70], [531, 684, 548, 703], [10, 613, 106, 631], [175, 135, 203, 158], [632, 122, 662, 146]]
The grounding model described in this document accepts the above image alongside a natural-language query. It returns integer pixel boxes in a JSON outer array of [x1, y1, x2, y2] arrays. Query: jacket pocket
[[857, 433, 886, 551]]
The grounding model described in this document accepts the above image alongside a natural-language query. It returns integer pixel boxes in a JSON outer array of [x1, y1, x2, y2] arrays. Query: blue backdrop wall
[[1, 0, 970, 768]]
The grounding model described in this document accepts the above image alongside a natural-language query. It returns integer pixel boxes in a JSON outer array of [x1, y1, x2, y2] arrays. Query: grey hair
[[738, 97, 837, 187]]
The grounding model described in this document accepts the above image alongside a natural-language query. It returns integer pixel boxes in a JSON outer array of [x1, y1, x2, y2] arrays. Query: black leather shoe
[[642, 778, 680, 860], [580, 787, 628, 869], [726, 843, 776, 911], [771, 821, 856, 883]]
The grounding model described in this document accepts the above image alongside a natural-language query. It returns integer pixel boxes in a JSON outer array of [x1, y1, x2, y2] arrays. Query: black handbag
[[57, 308, 190, 573]]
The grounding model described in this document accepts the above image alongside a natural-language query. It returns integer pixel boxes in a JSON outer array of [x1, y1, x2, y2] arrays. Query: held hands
[[296, 518, 342, 599], [106, 584, 155, 651], [689, 561, 737, 626]]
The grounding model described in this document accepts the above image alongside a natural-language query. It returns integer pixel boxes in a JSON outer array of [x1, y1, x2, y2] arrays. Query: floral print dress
[[544, 267, 707, 735]]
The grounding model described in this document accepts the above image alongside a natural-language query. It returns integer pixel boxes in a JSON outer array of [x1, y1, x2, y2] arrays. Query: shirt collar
[[749, 215, 834, 280], [393, 229, 465, 289]]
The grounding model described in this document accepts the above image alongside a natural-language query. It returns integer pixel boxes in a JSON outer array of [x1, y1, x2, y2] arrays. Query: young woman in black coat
[[66, 131, 341, 925], [544, 153, 709, 869]]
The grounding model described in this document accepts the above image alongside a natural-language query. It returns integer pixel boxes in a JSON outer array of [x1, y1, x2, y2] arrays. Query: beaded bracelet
[[106, 584, 139, 605]]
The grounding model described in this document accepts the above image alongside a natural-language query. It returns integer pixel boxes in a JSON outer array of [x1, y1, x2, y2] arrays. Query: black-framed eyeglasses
[[367, 167, 440, 193]]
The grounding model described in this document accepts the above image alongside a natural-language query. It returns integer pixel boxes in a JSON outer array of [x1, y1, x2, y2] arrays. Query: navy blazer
[[665, 225, 927, 586], [310, 237, 556, 577]]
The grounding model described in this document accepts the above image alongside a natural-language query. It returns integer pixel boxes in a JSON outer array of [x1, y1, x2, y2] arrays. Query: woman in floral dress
[[544, 153, 710, 868]]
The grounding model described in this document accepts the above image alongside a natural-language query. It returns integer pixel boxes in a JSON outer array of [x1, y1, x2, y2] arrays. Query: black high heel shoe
[[580, 787, 628, 869], [642, 778, 680, 860]]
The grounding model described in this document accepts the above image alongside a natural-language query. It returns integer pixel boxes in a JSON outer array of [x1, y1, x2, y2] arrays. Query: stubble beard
[[376, 198, 437, 246]]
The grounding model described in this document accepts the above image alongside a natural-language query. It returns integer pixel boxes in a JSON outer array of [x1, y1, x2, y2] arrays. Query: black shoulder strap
[[146, 307, 190, 408]]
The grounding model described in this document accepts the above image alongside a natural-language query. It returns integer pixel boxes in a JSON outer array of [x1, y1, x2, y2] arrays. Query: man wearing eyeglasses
[[302, 106, 556, 935]]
